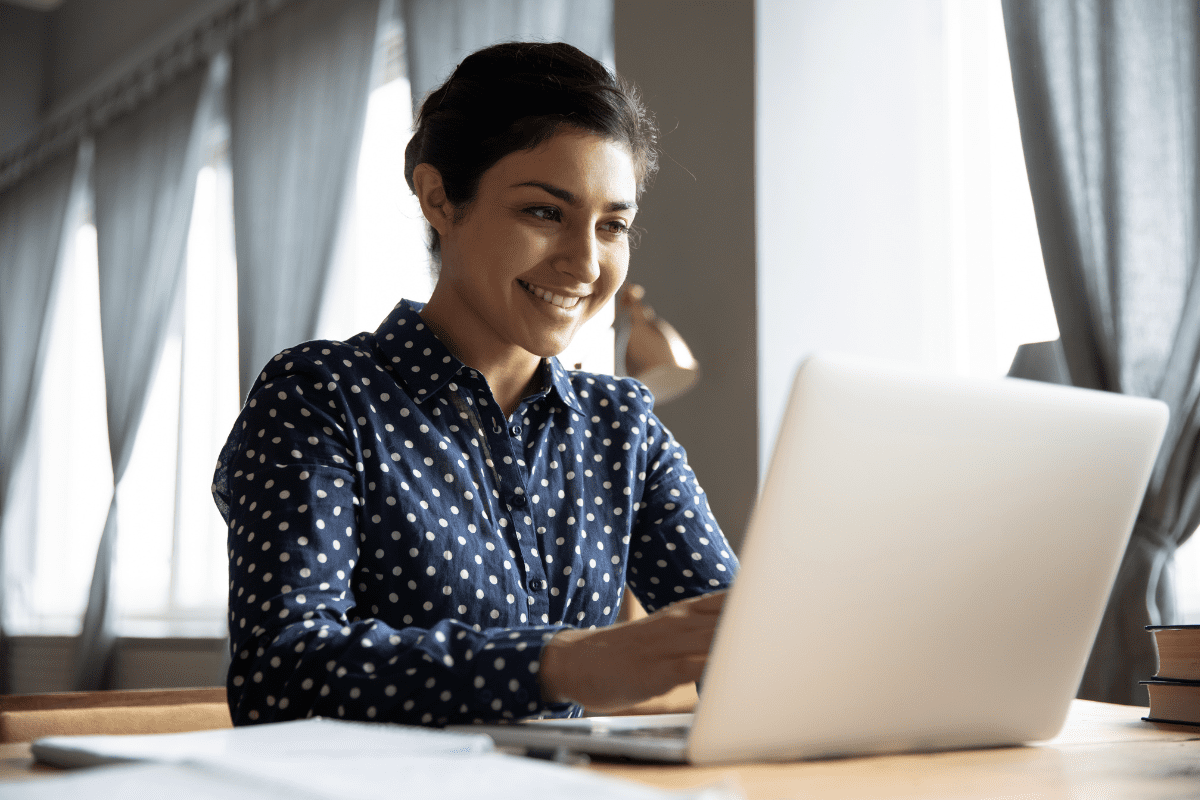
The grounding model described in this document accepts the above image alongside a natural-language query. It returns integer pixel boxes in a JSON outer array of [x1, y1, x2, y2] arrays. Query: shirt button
[[530, 580, 545, 591], [510, 424, 522, 437], [510, 495, 527, 508]]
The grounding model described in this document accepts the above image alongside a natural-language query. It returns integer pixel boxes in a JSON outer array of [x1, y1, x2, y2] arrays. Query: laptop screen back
[[689, 354, 1168, 764]]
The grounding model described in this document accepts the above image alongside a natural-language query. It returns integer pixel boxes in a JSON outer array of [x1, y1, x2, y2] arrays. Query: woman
[[213, 41, 739, 726]]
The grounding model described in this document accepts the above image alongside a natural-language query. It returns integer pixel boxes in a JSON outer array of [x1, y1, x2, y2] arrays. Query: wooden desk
[[0, 700, 1195, 797], [590, 701, 1200, 799]]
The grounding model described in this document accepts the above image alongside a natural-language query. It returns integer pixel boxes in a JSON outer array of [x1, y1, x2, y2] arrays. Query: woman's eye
[[525, 206, 561, 222], [603, 220, 630, 235]]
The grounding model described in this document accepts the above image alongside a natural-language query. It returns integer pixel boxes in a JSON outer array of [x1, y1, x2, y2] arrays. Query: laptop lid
[[687, 354, 1168, 764]]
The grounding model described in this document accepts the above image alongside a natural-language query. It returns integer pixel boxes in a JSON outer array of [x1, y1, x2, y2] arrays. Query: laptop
[[450, 353, 1169, 765]]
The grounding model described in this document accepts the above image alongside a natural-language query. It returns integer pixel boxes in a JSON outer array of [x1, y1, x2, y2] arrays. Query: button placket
[[509, 400, 553, 608]]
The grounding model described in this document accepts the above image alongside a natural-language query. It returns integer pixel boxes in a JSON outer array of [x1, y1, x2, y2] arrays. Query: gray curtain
[[1003, 0, 1200, 704], [71, 57, 227, 691], [0, 143, 90, 691], [230, 0, 381, 398], [403, 0, 615, 115]]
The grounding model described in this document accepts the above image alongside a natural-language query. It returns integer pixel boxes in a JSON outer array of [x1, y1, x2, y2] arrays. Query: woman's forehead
[[485, 132, 638, 205]]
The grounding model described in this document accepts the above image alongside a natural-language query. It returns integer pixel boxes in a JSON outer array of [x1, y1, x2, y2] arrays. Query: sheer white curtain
[[230, 0, 381, 398], [317, 9, 433, 341], [0, 144, 90, 689], [18, 99, 239, 646], [72, 56, 227, 690]]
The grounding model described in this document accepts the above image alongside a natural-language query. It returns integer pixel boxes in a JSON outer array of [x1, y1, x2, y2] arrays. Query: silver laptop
[[451, 353, 1168, 765]]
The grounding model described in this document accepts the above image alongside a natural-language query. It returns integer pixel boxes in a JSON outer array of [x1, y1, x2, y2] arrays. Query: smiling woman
[[415, 132, 636, 415], [212, 42, 739, 727]]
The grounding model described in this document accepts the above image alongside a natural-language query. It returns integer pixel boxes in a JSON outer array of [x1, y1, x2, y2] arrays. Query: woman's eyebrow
[[512, 181, 637, 213]]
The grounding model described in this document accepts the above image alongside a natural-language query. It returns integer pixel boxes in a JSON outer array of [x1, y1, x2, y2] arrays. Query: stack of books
[[1142, 624, 1200, 727]]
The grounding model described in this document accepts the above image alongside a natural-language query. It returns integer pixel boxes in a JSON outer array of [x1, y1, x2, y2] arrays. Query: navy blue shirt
[[213, 300, 739, 726]]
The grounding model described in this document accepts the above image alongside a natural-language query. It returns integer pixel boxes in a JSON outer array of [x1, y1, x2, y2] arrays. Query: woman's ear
[[412, 163, 454, 238]]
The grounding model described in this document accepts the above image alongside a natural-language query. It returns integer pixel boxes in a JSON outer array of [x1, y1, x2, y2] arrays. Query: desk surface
[[1, 700, 1197, 798], [593, 700, 1200, 799]]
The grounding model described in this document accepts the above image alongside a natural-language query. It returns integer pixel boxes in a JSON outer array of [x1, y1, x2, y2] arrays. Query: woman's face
[[428, 130, 638, 364]]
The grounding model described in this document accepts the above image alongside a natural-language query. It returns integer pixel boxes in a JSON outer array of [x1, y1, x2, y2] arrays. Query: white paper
[[212, 751, 742, 800], [0, 762, 309, 800], [30, 717, 492, 769], [10, 752, 742, 800], [23, 717, 744, 800]]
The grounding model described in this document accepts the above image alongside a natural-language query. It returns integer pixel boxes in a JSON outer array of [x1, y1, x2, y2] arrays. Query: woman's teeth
[[520, 280, 581, 309]]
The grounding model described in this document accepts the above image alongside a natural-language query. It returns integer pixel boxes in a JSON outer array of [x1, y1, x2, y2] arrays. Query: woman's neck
[[419, 298, 542, 418]]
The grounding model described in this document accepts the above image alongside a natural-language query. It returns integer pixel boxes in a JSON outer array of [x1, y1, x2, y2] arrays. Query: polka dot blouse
[[212, 300, 739, 726]]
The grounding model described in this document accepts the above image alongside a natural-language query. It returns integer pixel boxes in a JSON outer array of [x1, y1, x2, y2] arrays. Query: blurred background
[[1, 0, 1196, 704]]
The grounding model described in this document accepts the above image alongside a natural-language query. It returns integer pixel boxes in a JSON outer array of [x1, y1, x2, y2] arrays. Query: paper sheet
[[30, 717, 492, 769], [20, 718, 743, 800]]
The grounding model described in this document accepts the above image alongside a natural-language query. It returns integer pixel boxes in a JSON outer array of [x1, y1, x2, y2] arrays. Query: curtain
[[70, 56, 227, 691], [1003, 0, 1200, 704], [403, 0, 615, 115], [0, 144, 90, 691], [230, 0, 381, 399]]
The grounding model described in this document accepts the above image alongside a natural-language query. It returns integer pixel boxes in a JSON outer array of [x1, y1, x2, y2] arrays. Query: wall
[[614, 0, 758, 551], [44, 0, 231, 112], [0, 0, 231, 162], [756, 0, 948, 468], [7, 637, 227, 694], [0, 4, 49, 155]]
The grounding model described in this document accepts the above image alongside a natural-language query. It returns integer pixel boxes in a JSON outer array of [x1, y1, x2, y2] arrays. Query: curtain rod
[[0, 0, 295, 194]]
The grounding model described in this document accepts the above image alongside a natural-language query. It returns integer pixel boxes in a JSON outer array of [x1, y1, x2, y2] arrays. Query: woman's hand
[[538, 591, 728, 713]]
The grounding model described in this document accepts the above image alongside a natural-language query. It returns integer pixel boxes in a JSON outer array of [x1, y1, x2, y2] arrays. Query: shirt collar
[[373, 299, 586, 415], [543, 355, 586, 415], [373, 300, 461, 402]]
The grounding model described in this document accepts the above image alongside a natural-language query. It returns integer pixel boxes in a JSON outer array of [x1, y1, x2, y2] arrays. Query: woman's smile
[[416, 130, 638, 392], [518, 279, 585, 310]]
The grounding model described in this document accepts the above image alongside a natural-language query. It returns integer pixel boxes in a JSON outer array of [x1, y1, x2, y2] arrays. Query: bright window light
[[18, 220, 115, 635], [113, 158, 240, 637], [318, 76, 432, 341]]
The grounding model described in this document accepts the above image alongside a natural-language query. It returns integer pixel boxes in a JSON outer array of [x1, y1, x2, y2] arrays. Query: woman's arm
[[625, 405, 740, 611], [540, 389, 741, 712]]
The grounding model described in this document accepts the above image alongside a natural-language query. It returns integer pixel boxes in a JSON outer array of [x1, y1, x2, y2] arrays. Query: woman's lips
[[518, 279, 583, 309]]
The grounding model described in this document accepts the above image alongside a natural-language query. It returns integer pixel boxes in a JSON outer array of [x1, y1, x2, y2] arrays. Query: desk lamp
[[614, 283, 699, 403]]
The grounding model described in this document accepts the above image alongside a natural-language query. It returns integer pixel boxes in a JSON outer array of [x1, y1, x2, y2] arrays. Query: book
[[1140, 680, 1200, 727], [1146, 624, 1200, 681]]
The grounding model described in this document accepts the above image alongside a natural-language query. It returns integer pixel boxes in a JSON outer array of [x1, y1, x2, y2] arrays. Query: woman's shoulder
[[249, 334, 379, 393], [560, 365, 657, 416]]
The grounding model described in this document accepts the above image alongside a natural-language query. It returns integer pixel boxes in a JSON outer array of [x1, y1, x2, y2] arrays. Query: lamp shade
[[614, 284, 700, 404]]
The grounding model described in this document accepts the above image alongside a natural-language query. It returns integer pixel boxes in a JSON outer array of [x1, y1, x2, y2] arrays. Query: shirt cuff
[[473, 626, 574, 720]]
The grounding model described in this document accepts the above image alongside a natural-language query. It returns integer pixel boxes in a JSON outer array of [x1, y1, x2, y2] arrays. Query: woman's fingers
[[637, 590, 728, 644], [683, 589, 729, 610], [539, 590, 730, 710], [661, 590, 727, 620]]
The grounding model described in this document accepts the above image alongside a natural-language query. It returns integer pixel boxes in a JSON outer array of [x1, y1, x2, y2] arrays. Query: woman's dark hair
[[404, 41, 658, 264]]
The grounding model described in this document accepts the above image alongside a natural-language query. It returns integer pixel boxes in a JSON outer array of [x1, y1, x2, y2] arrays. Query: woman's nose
[[559, 226, 602, 285]]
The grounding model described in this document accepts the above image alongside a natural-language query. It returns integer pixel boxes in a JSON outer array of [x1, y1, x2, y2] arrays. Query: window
[[943, 0, 1059, 377], [13, 128, 240, 637], [11, 21, 616, 642], [10, 215, 113, 635], [113, 151, 240, 638], [317, 44, 432, 341]]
